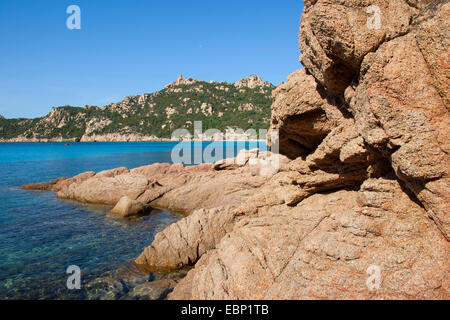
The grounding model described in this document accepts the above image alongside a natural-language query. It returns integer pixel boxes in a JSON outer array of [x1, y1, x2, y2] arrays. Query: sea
[[0, 141, 266, 299]]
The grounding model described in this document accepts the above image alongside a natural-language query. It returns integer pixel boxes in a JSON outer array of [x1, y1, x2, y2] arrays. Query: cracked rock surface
[[22, 0, 449, 300], [167, 0, 449, 299]]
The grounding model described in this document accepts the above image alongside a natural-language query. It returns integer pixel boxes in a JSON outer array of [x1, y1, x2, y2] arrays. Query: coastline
[[3, 0, 449, 301], [0, 137, 171, 143], [0, 142, 197, 300], [0, 139, 267, 143], [20, 142, 450, 299]]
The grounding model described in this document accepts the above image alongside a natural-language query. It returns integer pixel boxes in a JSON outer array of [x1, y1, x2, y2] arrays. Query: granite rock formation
[[22, 150, 274, 217], [22, 0, 449, 300], [167, 0, 449, 299]]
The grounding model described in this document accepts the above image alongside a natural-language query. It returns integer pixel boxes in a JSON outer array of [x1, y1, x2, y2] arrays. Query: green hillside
[[0, 75, 274, 141]]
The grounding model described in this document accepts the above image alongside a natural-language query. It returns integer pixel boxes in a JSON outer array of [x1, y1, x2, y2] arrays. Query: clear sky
[[0, 0, 304, 119]]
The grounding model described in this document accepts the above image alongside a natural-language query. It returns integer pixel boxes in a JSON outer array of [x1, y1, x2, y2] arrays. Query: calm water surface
[[0, 141, 265, 299]]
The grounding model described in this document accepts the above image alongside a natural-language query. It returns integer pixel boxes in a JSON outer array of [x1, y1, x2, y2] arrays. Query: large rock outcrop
[[22, 150, 274, 217], [288, 0, 450, 239], [22, 0, 449, 300], [165, 0, 449, 299], [169, 179, 448, 299], [270, 69, 346, 159]]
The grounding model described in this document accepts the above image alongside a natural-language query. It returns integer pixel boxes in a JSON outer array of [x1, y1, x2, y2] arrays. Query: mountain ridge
[[0, 75, 275, 142]]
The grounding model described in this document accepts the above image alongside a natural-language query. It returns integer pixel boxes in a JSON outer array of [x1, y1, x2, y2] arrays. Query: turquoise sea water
[[0, 141, 266, 299]]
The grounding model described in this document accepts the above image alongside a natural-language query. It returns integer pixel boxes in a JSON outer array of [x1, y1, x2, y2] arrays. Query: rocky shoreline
[[0, 138, 266, 143], [22, 149, 276, 217], [21, 0, 449, 299], [22, 146, 449, 299], [0, 136, 171, 143]]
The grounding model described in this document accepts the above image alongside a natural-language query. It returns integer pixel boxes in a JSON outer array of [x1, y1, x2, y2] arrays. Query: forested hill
[[0, 75, 275, 142]]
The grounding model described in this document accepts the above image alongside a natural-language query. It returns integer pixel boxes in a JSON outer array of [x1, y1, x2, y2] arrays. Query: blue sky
[[0, 0, 304, 119]]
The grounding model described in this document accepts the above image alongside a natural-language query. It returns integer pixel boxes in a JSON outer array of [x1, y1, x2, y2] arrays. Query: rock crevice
[[21, 0, 449, 300], [166, 0, 449, 299]]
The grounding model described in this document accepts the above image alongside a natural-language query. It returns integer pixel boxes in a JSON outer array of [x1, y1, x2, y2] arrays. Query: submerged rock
[[128, 279, 177, 300], [81, 261, 187, 300]]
